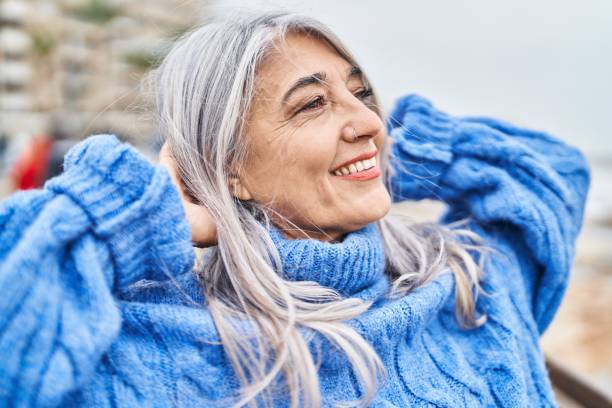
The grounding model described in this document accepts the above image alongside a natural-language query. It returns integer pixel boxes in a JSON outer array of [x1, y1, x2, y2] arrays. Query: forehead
[[254, 32, 352, 96]]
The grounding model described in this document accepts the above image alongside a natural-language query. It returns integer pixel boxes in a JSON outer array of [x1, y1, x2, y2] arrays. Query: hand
[[158, 142, 217, 247]]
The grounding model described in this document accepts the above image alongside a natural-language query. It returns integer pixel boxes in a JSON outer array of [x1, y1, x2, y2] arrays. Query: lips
[[330, 151, 377, 174], [335, 165, 381, 181]]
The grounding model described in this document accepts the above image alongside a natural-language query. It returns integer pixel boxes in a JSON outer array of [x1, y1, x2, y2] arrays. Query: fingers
[[158, 143, 182, 192], [184, 201, 218, 247], [158, 142, 218, 247]]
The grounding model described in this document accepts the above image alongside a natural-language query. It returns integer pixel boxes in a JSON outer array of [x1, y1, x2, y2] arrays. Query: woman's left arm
[[387, 94, 590, 333]]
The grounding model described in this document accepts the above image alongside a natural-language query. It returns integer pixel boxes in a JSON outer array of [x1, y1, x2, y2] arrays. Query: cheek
[[281, 141, 338, 206], [247, 131, 336, 207]]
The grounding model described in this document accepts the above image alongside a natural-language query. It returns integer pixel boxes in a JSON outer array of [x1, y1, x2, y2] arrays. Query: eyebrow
[[281, 66, 364, 105], [281, 72, 327, 105], [348, 66, 363, 79]]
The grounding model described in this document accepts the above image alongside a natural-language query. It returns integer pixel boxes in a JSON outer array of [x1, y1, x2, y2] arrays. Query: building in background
[[0, 0, 206, 146]]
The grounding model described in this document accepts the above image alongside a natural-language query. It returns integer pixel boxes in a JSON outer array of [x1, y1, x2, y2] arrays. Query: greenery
[[165, 23, 194, 41], [70, 0, 121, 24], [123, 49, 166, 71], [29, 30, 56, 56]]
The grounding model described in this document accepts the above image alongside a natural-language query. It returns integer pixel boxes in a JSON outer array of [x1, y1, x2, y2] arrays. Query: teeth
[[333, 156, 377, 176]]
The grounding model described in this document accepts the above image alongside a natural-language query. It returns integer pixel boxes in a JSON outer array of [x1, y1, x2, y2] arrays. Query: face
[[237, 32, 391, 242]]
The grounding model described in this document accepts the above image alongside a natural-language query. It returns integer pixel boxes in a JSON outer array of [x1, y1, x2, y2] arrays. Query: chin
[[345, 191, 392, 232], [367, 186, 392, 220]]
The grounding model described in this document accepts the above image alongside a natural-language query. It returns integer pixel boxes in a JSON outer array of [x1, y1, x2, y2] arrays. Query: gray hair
[[153, 11, 485, 408]]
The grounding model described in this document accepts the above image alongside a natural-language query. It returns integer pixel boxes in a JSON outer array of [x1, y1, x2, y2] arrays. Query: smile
[[333, 156, 377, 176], [330, 153, 381, 181]]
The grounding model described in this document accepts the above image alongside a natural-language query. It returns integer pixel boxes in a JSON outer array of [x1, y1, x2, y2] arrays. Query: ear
[[229, 176, 252, 201]]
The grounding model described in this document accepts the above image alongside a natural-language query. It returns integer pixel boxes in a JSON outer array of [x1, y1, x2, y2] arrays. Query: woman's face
[[239, 32, 391, 241]]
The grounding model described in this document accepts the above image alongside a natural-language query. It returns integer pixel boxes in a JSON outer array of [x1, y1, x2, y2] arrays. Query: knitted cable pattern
[[0, 95, 589, 407]]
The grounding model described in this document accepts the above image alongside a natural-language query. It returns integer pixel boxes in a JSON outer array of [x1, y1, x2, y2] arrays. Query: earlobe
[[229, 177, 252, 201]]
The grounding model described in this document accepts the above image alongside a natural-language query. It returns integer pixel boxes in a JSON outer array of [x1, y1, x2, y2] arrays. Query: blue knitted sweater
[[0, 95, 589, 407]]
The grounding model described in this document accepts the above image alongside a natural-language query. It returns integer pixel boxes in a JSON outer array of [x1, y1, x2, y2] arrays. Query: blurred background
[[0, 0, 610, 405]]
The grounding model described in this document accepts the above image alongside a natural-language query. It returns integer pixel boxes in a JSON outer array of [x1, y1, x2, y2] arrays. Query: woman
[[0, 11, 589, 408]]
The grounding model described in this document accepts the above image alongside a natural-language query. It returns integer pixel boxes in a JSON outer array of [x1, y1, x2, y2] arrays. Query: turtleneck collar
[[268, 223, 388, 298]]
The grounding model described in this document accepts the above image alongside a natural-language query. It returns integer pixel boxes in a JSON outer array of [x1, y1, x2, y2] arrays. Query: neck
[[278, 227, 344, 243], [273, 220, 370, 243]]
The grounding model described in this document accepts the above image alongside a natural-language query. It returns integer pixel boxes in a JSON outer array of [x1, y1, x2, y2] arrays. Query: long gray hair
[[153, 11, 485, 408]]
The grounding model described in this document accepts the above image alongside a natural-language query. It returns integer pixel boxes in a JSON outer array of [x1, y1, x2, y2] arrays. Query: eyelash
[[295, 88, 374, 115]]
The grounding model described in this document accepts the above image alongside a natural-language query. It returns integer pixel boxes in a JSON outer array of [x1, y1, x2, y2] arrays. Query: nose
[[341, 126, 358, 143], [340, 95, 384, 143]]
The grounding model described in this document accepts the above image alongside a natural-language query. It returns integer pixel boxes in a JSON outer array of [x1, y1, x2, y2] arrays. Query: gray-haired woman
[[0, 11, 589, 408]]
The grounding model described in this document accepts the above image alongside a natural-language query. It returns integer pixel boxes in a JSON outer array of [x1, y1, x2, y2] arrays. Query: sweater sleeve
[[0, 134, 194, 407], [387, 94, 590, 333]]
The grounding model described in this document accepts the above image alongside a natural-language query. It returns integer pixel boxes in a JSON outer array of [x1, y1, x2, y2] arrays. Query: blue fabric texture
[[0, 95, 590, 407]]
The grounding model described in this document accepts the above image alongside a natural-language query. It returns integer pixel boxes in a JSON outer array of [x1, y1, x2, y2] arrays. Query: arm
[[0, 135, 194, 406], [387, 94, 590, 333]]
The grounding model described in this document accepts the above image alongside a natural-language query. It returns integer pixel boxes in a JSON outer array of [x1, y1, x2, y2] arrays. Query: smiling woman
[[154, 14, 487, 405], [0, 10, 590, 408]]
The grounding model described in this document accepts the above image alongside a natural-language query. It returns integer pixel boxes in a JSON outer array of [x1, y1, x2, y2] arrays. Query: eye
[[354, 88, 373, 100], [296, 95, 326, 114]]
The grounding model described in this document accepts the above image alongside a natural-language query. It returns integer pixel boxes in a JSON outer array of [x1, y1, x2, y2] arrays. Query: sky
[[212, 0, 612, 160]]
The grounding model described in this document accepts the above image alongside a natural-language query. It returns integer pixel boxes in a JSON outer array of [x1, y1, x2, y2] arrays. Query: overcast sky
[[212, 0, 612, 159]]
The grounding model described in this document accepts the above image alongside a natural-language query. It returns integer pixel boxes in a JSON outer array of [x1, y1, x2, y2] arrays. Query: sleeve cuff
[[387, 94, 457, 201], [45, 134, 195, 292]]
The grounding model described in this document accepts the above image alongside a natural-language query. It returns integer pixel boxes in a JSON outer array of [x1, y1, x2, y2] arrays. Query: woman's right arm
[[0, 135, 195, 406]]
